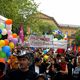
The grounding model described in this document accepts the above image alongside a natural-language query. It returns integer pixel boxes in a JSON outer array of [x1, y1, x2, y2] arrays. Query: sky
[[34, 0, 80, 26]]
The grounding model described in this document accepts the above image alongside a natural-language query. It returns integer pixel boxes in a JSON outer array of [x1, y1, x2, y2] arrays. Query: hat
[[14, 49, 32, 60]]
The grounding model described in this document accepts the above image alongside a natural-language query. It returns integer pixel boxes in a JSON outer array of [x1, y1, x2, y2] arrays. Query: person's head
[[35, 57, 42, 66], [47, 48, 54, 55], [0, 62, 5, 72], [0, 59, 6, 76], [50, 56, 56, 64], [8, 55, 19, 69], [36, 74, 46, 80], [61, 55, 65, 62], [16, 49, 32, 71]]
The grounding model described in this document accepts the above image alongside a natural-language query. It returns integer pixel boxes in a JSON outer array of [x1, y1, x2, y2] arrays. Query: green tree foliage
[[75, 28, 80, 46], [55, 34, 63, 40], [39, 21, 58, 35], [0, 0, 58, 35], [0, 0, 38, 34], [29, 20, 58, 35]]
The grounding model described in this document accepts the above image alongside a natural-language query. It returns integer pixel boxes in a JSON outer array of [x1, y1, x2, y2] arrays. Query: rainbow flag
[[18, 23, 24, 44]]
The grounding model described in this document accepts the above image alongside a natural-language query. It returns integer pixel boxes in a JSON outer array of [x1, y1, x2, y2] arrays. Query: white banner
[[53, 40, 67, 50], [28, 35, 54, 48]]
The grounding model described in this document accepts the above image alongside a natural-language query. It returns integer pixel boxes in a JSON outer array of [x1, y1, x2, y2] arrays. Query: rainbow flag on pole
[[18, 23, 24, 44]]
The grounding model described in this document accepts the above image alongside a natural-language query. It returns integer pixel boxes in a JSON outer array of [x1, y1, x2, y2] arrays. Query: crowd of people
[[0, 46, 80, 80]]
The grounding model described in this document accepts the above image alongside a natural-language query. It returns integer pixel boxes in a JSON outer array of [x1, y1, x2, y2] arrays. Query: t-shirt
[[59, 62, 67, 71], [35, 65, 39, 74], [8, 69, 38, 80]]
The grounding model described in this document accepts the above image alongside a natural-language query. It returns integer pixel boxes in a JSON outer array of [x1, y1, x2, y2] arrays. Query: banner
[[28, 35, 53, 48], [53, 40, 67, 50]]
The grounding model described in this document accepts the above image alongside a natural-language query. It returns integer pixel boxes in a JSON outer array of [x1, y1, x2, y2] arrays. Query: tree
[[0, 0, 38, 34], [38, 21, 58, 35], [0, 0, 58, 35], [28, 20, 58, 35], [75, 28, 80, 46]]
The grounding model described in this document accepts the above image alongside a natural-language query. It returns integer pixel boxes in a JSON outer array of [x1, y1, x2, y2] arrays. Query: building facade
[[59, 24, 79, 44], [36, 12, 80, 44]]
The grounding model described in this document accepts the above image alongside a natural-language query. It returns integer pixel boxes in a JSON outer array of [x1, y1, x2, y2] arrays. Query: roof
[[36, 12, 59, 27], [59, 24, 80, 28], [38, 12, 80, 28]]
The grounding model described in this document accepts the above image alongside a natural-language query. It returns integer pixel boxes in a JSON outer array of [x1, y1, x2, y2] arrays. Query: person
[[67, 57, 76, 80], [35, 74, 47, 80], [73, 56, 80, 80], [0, 58, 9, 80], [54, 55, 68, 80], [7, 55, 19, 70], [7, 49, 38, 80]]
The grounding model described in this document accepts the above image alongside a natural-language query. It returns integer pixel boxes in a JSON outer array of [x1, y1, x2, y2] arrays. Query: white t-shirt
[[35, 65, 39, 74]]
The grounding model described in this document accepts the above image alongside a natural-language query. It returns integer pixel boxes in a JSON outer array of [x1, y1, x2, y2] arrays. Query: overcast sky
[[35, 0, 80, 25]]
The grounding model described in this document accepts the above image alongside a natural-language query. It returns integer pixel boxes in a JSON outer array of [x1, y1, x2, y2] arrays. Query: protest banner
[[53, 40, 67, 50], [28, 35, 53, 48]]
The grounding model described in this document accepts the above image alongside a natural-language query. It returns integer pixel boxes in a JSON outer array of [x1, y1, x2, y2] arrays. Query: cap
[[13, 49, 32, 60]]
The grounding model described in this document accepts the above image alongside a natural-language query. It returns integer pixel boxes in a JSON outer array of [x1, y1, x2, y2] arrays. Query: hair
[[35, 74, 46, 80], [0, 62, 5, 72]]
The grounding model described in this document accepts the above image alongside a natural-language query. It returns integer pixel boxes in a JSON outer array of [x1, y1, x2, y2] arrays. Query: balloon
[[0, 58, 5, 64], [7, 30, 12, 35], [9, 42, 14, 49], [64, 38, 68, 40], [53, 38, 58, 41], [2, 46, 10, 54], [44, 55, 49, 59], [43, 50, 48, 54], [8, 35, 13, 40], [0, 40, 5, 47], [0, 51, 7, 58], [6, 24, 12, 30], [43, 55, 49, 61], [64, 34, 67, 38], [12, 33, 17, 38], [0, 23, 5, 30], [0, 48, 2, 51], [2, 29, 7, 35], [57, 30, 62, 35], [11, 38, 18, 45], [4, 39, 9, 45], [5, 19, 12, 25], [6, 52, 11, 57], [0, 34, 2, 39], [0, 29, 2, 34]]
